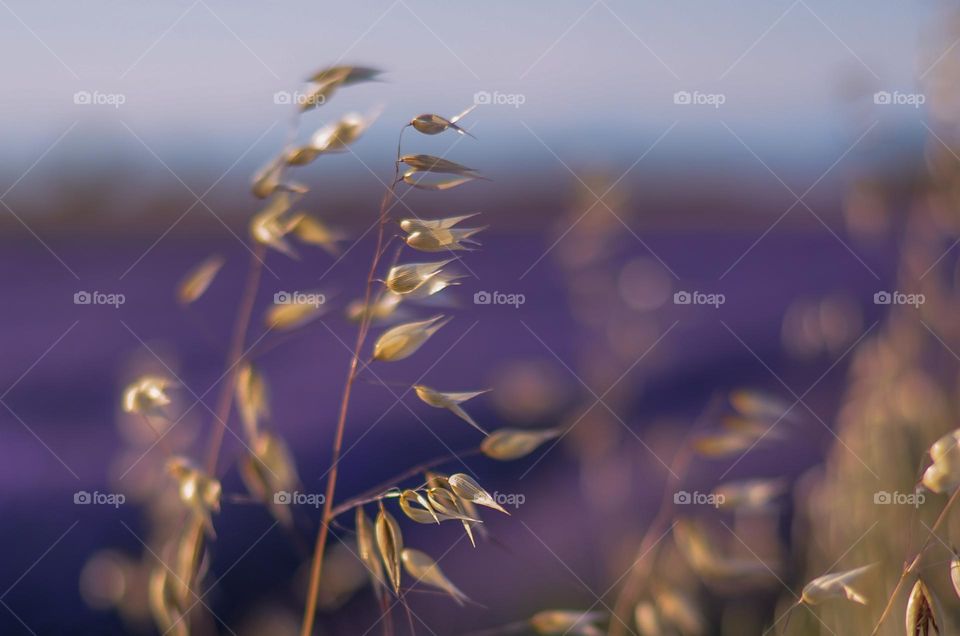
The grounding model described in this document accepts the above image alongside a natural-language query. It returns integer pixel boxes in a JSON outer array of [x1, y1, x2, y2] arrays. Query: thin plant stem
[[300, 129, 406, 636]]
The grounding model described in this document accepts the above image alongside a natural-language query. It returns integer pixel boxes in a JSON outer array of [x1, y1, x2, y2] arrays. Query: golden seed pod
[[448, 473, 509, 515], [481, 428, 561, 461], [356, 507, 386, 592], [251, 156, 308, 199], [372, 315, 451, 362], [239, 431, 300, 527], [634, 601, 663, 636], [905, 578, 940, 636], [711, 478, 787, 511], [176, 254, 224, 304], [375, 507, 403, 594], [305, 65, 381, 86], [413, 385, 490, 434], [729, 388, 796, 421], [653, 587, 704, 636], [166, 457, 222, 537], [292, 214, 342, 256], [249, 192, 302, 258], [346, 292, 402, 324], [951, 551, 960, 600], [401, 548, 469, 605], [264, 297, 326, 332]]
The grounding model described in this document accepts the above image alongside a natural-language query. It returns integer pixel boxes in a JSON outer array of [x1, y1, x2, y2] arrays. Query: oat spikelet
[[905, 578, 941, 636], [410, 105, 476, 137], [249, 193, 301, 258], [385, 259, 454, 295], [481, 428, 561, 460], [800, 564, 875, 606], [448, 473, 509, 515], [399, 213, 481, 234], [398, 489, 440, 524], [176, 254, 224, 304], [375, 506, 403, 594], [166, 457, 221, 537], [372, 315, 451, 362], [413, 385, 490, 434], [239, 431, 299, 527], [122, 375, 175, 417], [235, 363, 268, 440], [405, 227, 486, 252], [356, 507, 386, 593], [401, 548, 470, 605], [401, 171, 477, 190]]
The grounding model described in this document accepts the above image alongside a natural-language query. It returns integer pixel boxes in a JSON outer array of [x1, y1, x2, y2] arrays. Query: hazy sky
[[0, 0, 940, 183]]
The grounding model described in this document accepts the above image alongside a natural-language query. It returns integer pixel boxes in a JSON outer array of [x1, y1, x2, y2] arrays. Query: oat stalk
[[300, 128, 405, 636]]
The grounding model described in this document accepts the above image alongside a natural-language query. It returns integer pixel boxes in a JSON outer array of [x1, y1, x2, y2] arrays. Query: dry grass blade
[[529, 610, 606, 635], [375, 506, 403, 594], [481, 427, 561, 460], [372, 315, 451, 362], [401, 548, 470, 605], [448, 473, 509, 515], [413, 385, 490, 434], [176, 254, 225, 304], [905, 578, 941, 636], [800, 564, 875, 606]]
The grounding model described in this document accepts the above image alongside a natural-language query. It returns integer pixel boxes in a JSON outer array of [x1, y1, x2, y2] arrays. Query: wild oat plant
[[94, 65, 587, 636]]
